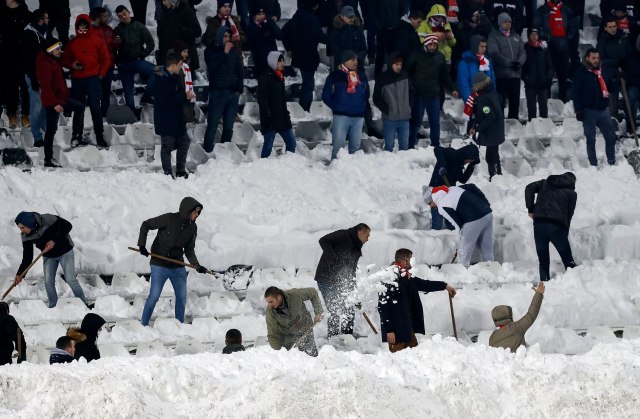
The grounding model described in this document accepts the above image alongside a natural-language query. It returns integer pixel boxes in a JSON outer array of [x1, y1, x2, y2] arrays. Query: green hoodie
[[417, 4, 456, 63]]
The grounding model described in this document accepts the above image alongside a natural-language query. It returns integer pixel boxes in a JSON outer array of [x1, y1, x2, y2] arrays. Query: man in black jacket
[[39, 0, 70, 44], [67, 313, 105, 362], [49, 336, 75, 364], [525, 172, 578, 281], [370, 0, 404, 77], [523, 29, 554, 120], [378, 248, 456, 352], [597, 17, 632, 120], [258, 52, 297, 158], [138, 197, 208, 326], [0, 302, 26, 366], [329, 5, 367, 71], [393, 10, 424, 62], [14, 212, 87, 308], [203, 27, 244, 152], [314, 223, 370, 337], [147, 52, 195, 178], [572, 48, 617, 166]]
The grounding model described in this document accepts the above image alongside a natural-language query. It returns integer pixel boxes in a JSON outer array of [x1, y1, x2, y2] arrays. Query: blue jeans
[[583, 108, 617, 166], [204, 90, 240, 152], [25, 75, 46, 141], [383, 120, 409, 151], [431, 206, 453, 231], [43, 250, 87, 308], [71, 76, 104, 135], [141, 265, 188, 326], [261, 128, 297, 158], [409, 96, 440, 148], [299, 69, 315, 112], [118, 59, 155, 112], [331, 115, 364, 159]]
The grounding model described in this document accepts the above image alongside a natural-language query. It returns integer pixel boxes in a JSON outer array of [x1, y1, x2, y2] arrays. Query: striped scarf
[[182, 62, 196, 103]]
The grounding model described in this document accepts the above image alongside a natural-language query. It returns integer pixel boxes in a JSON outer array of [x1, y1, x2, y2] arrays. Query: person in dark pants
[[572, 48, 617, 166], [314, 224, 370, 338], [60, 14, 111, 148], [258, 52, 297, 158], [468, 72, 505, 180], [0, 302, 26, 366], [203, 27, 244, 152], [369, 0, 404, 77], [129, 0, 149, 24], [525, 172, 578, 281], [147, 52, 196, 177], [329, 5, 367, 71], [378, 248, 456, 352], [39, 0, 71, 45], [36, 39, 85, 167], [91, 7, 117, 118], [522, 28, 554, 120], [157, 0, 202, 73], [67, 313, 105, 362], [282, 0, 327, 112], [246, 2, 282, 77], [597, 17, 632, 120], [137, 197, 208, 325]]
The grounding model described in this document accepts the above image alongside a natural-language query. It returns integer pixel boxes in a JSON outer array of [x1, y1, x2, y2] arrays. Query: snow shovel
[[2, 251, 44, 300], [620, 76, 639, 147], [128, 247, 216, 275], [362, 311, 378, 334], [449, 294, 458, 340]]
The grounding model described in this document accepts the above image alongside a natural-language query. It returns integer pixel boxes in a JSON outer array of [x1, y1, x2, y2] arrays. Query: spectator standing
[[597, 17, 632, 121], [157, 0, 202, 74], [393, 10, 424, 62], [330, 5, 367, 71], [246, 2, 282, 77], [522, 29, 554, 120], [457, 35, 496, 102], [369, 0, 404, 77], [39, 0, 71, 44], [0, 302, 26, 366], [91, 7, 117, 118], [203, 1, 246, 50]]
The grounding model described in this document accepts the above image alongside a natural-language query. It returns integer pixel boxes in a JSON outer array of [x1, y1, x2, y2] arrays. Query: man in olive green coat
[[489, 282, 545, 352], [264, 286, 324, 357]]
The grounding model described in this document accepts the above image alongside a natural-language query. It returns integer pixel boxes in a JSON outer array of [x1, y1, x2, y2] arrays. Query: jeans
[[317, 280, 355, 338], [458, 213, 494, 267], [71, 76, 103, 136], [43, 250, 87, 308], [331, 115, 364, 159], [525, 87, 549, 120], [583, 108, 617, 166], [261, 129, 297, 158], [141, 265, 188, 326], [534, 221, 577, 281], [431, 206, 453, 231], [25, 75, 46, 141], [118, 60, 156, 112], [44, 98, 84, 161], [203, 90, 240, 152], [409, 96, 440, 148], [496, 77, 521, 119], [383, 120, 409, 151], [161, 133, 191, 174], [299, 69, 315, 113]]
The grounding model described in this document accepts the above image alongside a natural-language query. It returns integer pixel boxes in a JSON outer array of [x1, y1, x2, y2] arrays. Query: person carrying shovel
[[13, 212, 88, 308], [137, 197, 209, 326]]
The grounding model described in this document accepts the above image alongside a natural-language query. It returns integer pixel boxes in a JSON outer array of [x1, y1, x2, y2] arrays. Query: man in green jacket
[[489, 282, 545, 352], [137, 197, 208, 326], [264, 286, 324, 357]]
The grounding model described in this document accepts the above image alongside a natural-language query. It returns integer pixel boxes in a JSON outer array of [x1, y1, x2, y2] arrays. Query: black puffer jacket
[[282, 6, 327, 71], [393, 19, 423, 62], [525, 172, 577, 229], [407, 48, 456, 100], [597, 30, 632, 84], [430, 144, 480, 187], [156, 2, 202, 70], [68, 313, 105, 363], [257, 69, 291, 133], [522, 43, 554, 89], [138, 197, 202, 268], [205, 26, 244, 93], [470, 81, 505, 147], [329, 15, 367, 70], [314, 226, 363, 286], [0, 4, 31, 56]]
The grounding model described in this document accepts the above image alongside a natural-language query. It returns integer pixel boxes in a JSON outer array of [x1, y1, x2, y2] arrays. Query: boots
[[8, 114, 18, 129], [95, 132, 108, 148], [21, 115, 30, 128], [70, 134, 90, 148], [44, 158, 62, 168]]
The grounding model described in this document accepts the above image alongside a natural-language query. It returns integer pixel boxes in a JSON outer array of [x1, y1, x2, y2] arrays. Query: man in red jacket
[[36, 38, 85, 167], [61, 14, 111, 148], [91, 7, 118, 117]]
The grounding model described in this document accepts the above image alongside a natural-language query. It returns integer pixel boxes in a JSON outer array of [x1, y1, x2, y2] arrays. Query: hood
[[469, 34, 485, 55], [80, 313, 106, 339], [216, 25, 231, 47], [457, 144, 480, 164], [427, 4, 447, 20], [179, 196, 203, 219], [67, 327, 87, 343], [333, 14, 361, 29], [75, 14, 92, 36], [472, 72, 492, 93], [547, 172, 576, 189], [492, 305, 513, 327], [386, 52, 404, 73], [267, 51, 283, 71]]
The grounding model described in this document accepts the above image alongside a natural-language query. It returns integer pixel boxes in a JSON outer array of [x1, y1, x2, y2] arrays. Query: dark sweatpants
[[44, 98, 84, 162], [534, 221, 576, 281], [160, 133, 190, 174], [525, 87, 549, 120], [496, 77, 521, 119]]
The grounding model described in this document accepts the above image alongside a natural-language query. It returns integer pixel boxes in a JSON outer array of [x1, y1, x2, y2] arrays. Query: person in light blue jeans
[[331, 116, 364, 159], [43, 250, 87, 308], [141, 265, 188, 325], [25, 75, 46, 146]]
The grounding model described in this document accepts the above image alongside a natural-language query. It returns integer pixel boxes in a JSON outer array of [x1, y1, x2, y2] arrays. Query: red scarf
[[275, 69, 284, 81], [463, 92, 478, 121], [477, 54, 490, 71], [218, 13, 240, 42], [527, 40, 541, 48], [547, 1, 566, 37], [393, 262, 410, 278], [590, 68, 609, 98], [339, 64, 360, 94], [617, 17, 630, 32]]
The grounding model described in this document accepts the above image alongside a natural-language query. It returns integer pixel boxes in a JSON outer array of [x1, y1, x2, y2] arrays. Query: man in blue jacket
[[147, 51, 195, 178], [323, 50, 370, 159], [378, 248, 456, 352], [572, 48, 617, 166]]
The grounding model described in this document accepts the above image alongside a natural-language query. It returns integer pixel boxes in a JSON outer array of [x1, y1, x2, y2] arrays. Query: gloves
[[196, 265, 208, 274], [575, 111, 583, 122], [511, 61, 521, 71], [139, 246, 149, 257], [438, 166, 448, 177]]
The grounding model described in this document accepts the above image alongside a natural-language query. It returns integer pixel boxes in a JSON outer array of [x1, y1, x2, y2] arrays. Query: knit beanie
[[267, 51, 284, 71], [172, 39, 189, 54], [423, 34, 438, 46], [15, 212, 37, 229], [342, 49, 357, 63], [44, 37, 63, 54], [217, 0, 233, 10], [497, 12, 511, 25]]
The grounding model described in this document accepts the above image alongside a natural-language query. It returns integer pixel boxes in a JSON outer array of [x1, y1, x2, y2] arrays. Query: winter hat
[[469, 34, 486, 54], [15, 212, 37, 229], [497, 12, 511, 25], [341, 5, 355, 18], [172, 39, 189, 54], [389, 52, 403, 65], [267, 51, 284, 71], [492, 305, 513, 326], [431, 185, 449, 205], [342, 49, 357, 63], [250, 2, 266, 16], [217, 0, 233, 9], [423, 34, 438, 46], [45, 38, 63, 54]]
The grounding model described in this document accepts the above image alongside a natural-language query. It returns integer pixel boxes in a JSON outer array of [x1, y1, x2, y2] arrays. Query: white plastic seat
[[136, 342, 170, 357], [176, 339, 205, 355], [98, 343, 131, 357]]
